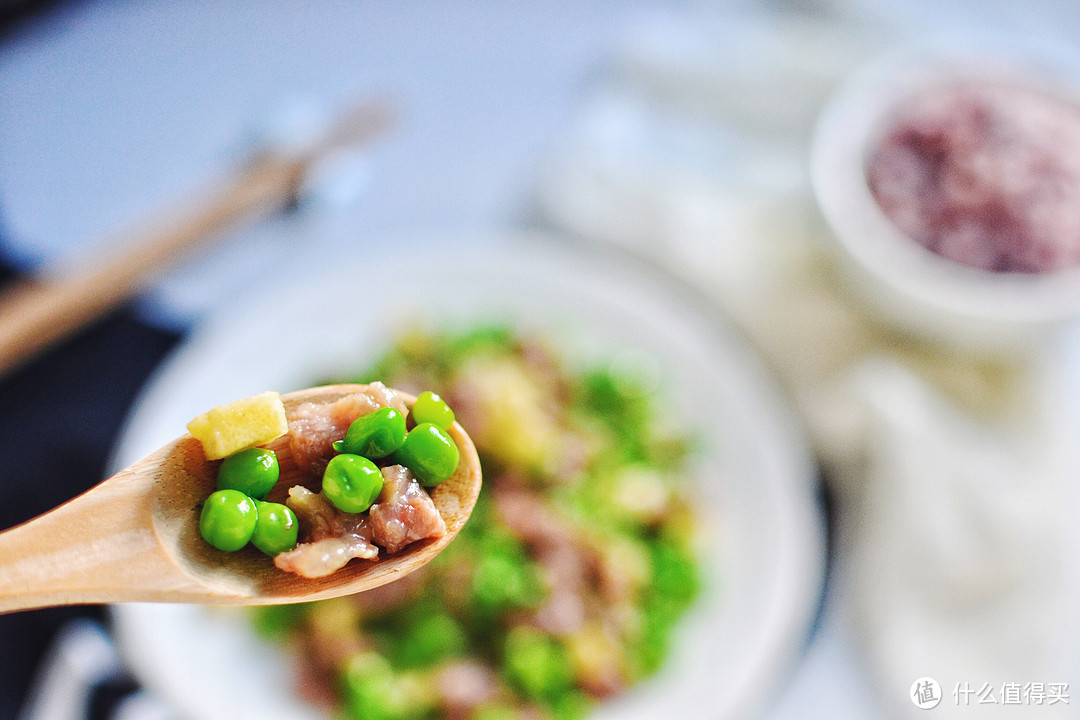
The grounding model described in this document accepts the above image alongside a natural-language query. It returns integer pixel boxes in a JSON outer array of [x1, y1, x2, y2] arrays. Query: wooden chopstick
[[0, 100, 393, 379]]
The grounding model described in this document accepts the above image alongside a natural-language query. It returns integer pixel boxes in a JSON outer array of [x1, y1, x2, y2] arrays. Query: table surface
[[3, 2, 1080, 719]]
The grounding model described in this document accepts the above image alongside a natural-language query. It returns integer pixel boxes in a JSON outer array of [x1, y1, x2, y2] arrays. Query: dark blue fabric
[[0, 255, 181, 719]]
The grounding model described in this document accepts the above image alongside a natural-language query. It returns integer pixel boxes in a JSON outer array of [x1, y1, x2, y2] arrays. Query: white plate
[[110, 231, 826, 720]]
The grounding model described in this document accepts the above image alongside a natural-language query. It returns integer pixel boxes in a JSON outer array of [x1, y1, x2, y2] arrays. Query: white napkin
[[537, 7, 1080, 717], [830, 356, 1079, 718]]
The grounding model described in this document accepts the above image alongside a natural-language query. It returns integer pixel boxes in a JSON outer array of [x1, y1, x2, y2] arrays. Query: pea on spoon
[[0, 384, 481, 614]]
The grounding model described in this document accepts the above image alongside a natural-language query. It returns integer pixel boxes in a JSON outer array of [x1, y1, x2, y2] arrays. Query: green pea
[[216, 447, 279, 500], [322, 453, 384, 513], [341, 651, 396, 719], [341, 652, 433, 720], [251, 501, 299, 556], [332, 406, 406, 458], [394, 423, 459, 487], [503, 626, 574, 701], [471, 551, 544, 615], [199, 489, 257, 552], [411, 391, 455, 430], [649, 541, 700, 612], [249, 604, 304, 642], [395, 611, 467, 668], [550, 690, 593, 720]]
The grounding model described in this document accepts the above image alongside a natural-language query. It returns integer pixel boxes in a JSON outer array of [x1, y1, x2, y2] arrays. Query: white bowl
[[811, 38, 1080, 354], [109, 232, 826, 720]]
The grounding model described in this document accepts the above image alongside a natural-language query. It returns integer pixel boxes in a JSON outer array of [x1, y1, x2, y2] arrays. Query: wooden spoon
[[0, 384, 481, 614]]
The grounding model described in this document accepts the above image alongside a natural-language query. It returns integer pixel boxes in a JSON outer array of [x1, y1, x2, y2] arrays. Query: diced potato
[[456, 356, 558, 472], [186, 391, 289, 460]]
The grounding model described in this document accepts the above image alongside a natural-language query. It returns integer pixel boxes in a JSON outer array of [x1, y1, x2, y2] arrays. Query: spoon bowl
[[0, 384, 481, 613]]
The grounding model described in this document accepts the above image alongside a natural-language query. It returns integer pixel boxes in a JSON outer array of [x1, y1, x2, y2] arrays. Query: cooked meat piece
[[274, 486, 379, 578], [495, 481, 598, 635], [287, 383, 407, 475], [285, 485, 376, 544], [368, 465, 447, 554], [436, 661, 501, 720], [532, 588, 586, 636], [274, 538, 375, 579], [291, 600, 369, 709], [493, 480, 577, 553], [363, 381, 409, 415]]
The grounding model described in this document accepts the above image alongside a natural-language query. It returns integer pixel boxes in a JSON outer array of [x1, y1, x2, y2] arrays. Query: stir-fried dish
[[251, 327, 702, 720]]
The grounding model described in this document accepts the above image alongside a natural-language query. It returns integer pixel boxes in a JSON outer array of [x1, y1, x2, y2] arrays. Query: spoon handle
[[0, 445, 197, 613]]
